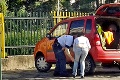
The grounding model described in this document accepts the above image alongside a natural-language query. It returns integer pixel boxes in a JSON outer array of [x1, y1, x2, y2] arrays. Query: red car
[[33, 3, 120, 74]]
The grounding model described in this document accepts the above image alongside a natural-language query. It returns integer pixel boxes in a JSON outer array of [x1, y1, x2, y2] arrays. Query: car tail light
[[94, 34, 101, 46]]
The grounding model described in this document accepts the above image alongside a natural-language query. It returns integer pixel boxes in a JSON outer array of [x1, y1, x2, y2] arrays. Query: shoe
[[80, 76, 84, 79], [72, 75, 76, 78], [60, 74, 69, 77], [53, 72, 60, 77], [72, 73, 76, 78]]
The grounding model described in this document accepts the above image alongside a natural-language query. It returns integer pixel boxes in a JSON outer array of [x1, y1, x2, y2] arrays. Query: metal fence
[[4, 0, 120, 56], [5, 11, 89, 56], [5, 12, 53, 55]]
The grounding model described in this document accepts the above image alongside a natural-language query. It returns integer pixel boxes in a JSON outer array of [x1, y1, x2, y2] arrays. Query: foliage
[[61, 0, 73, 11], [6, 0, 37, 12], [72, 0, 96, 12], [5, 29, 48, 55], [0, 0, 8, 15], [4, 11, 53, 55], [105, 0, 116, 3], [5, 0, 118, 13]]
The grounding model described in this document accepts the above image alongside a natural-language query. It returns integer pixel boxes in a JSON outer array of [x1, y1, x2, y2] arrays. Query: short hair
[[77, 32, 85, 37], [70, 32, 78, 35]]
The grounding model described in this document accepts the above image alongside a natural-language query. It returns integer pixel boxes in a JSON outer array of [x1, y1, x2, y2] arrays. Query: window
[[86, 19, 92, 33], [52, 23, 68, 37], [70, 20, 84, 33]]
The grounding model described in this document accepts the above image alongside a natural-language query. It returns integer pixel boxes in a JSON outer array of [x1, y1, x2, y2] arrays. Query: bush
[[5, 28, 48, 55]]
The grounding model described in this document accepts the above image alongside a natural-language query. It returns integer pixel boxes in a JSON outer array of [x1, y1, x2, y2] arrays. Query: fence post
[[0, 13, 5, 80], [0, 13, 5, 58], [0, 47, 1, 80]]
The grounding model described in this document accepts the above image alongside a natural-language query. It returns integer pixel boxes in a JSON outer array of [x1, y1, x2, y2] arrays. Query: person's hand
[[62, 47, 65, 51], [71, 58, 74, 62]]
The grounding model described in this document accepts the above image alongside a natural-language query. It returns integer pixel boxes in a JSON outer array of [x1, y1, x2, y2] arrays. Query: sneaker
[[72, 73, 77, 78], [72, 75, 76, 78], [80, 76, 84, 79]]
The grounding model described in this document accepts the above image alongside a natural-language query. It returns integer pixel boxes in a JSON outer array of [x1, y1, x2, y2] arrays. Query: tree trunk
[[95, 0, 99, 10]]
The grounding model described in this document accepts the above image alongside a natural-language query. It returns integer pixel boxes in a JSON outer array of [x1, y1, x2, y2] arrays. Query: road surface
[[2, 65, 120, 80]]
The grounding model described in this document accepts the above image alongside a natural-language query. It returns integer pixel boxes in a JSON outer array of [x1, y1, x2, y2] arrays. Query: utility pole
[[58, 0, 60, 15], [0, 13, 5, 80], [57, 0, 60, 22], [0, 13, 2, 80], [0, 46, 1, 80]]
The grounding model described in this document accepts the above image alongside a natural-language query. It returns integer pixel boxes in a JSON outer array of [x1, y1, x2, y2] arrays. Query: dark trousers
[[52, 42, 67, 75]]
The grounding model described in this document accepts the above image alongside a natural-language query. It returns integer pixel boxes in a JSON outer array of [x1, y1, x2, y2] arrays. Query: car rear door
[[95, 3, 120, 17]]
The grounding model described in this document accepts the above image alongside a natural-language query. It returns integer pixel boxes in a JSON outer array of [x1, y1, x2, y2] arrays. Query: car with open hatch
[[33, 3, 120, 74]]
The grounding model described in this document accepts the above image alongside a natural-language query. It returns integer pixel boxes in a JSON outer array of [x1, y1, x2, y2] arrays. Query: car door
[[46, 23, 68, 62], [69, 18, 86, 59], [84, 17, 95, 48], [95, 3, 120, 17]]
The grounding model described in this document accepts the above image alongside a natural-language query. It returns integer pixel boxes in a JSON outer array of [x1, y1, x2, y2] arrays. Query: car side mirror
[[46, 33, 51, 40]]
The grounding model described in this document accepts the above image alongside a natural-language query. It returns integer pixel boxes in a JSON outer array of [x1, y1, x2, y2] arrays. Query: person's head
[[77, 32, 85, 37], [108, 24, 117, 32], [70, 32, 78, 38]]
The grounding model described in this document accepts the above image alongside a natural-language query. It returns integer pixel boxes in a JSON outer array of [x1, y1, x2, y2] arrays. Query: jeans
[[72, 48, 88, 77], [52, 42, 67, 75]]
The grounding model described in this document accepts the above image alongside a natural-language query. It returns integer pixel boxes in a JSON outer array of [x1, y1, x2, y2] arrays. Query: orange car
[[33, 3, 120, 74]]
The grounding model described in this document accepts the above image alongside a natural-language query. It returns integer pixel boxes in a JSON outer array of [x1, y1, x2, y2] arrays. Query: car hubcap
[[85, 60, 91, 72], [37, 57, 48, 70]]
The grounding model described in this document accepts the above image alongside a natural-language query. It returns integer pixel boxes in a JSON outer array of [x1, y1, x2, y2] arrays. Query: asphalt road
[[2, 65, 120, 80]]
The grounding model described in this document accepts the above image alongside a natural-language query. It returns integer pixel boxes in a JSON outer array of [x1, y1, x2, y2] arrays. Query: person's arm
[[86, 38, 91, 51], [61, 36, 72, 51], [64, 36, 74, 62], [64, 47, 74, 62], [62, 45, 70, 51]]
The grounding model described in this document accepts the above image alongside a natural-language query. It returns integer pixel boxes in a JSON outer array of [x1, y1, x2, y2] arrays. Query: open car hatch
[[95, 3, 120, 17]]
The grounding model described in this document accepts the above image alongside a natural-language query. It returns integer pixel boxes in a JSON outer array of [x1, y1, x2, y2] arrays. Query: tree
[[0, 0, 7, 15], [105, 0, 116, 3], [61, 0, 73, 11], [6, 0, 118, 13], [6, 0, 38, 12], [72, 0, 96, 12]]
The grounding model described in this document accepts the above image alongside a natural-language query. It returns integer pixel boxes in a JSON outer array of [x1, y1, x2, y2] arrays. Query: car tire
[[118, 65, 120, 70], [35, 56, 52, 72], [117, 63, 120, 70], [85, 55, 96, 75]]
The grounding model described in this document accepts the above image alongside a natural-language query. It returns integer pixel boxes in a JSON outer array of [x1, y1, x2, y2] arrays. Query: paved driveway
[[2, 66, 120, 80]]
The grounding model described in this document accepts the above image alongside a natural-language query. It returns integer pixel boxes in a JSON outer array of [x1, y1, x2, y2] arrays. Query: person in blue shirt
[[52, 32, 77, 77]]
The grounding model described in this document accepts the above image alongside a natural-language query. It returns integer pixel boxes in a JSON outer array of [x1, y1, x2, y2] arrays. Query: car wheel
[[35, 56, 52, 72], [117, 63, 120, 70], [118, 65, 120, 70], [85, 55, 96, 75]]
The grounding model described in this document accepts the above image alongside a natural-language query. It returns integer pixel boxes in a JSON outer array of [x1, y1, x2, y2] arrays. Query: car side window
[[70, 20, 84, 33], [52, 23, 68, 37], [86, 19, 92, 33]]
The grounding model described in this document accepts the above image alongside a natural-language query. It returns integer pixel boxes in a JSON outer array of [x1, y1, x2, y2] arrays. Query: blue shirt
[[57, 35, 73, 48]]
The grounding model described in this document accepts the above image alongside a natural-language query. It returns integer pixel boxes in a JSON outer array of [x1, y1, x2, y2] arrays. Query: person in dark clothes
[[52, 32, 77, 77]]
